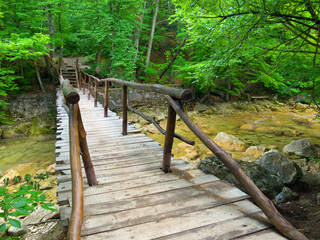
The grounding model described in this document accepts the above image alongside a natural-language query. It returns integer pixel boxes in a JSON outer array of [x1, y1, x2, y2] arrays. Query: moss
[[28, 114, 56, 136]]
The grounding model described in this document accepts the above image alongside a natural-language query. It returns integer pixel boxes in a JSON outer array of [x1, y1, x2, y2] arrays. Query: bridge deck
[[55, 89, 286, 239]]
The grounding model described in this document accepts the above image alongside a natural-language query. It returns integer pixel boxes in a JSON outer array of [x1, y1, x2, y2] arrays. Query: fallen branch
[[109, 100, 195, 146]]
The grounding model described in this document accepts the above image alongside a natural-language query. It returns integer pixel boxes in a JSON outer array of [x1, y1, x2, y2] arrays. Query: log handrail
[[60, 75, 98, 240], [164, 96, 307, 240], [78, 71, 307, 240]]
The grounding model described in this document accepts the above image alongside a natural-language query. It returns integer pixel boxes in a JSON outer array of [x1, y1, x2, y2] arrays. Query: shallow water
[[0, 136, 56, 173], [146, 107, 320, 161]]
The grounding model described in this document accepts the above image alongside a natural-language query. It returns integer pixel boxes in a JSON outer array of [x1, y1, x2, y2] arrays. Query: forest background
[[1, 0, 320, 123]]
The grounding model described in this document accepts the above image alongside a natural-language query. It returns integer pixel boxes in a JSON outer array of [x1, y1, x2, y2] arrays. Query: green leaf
[[12, 197, 27, 208], [16, 208, 30, 216], [0, 223, 6, 232], [9, 219, 21, 228], [41, 203, 58, 212]]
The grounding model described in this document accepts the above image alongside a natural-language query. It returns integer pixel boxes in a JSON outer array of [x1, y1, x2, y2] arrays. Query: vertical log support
[[94, 79, 98, 107], [88, 75, 91, 100], [77, 105, 98, 186], [79, 71, 82, 90], [104, 81, 109, 117], [122, 85, 128, 135], [162, 103, 177, 173], [83, 74, 86, 95], [67, 103, 83, 240]]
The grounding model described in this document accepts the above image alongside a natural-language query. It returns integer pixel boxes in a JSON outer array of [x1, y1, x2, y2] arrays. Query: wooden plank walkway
[[55, 89, 287, 239]]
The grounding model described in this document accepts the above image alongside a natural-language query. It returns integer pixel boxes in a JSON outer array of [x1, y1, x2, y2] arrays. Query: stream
[[0, 135, 56, 174], [137, 103, 320, 162]]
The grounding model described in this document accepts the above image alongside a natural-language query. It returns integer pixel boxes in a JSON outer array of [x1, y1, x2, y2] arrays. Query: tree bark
[[159, 35, 187, 79], [145, 0, 160, 69], [35, 61, 45, 92], [47, 5, 54, 60], [134, 0, 147, 65], [95, 42, 104, 65]]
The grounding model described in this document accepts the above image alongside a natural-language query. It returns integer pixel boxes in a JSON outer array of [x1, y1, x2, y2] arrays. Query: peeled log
[[62, 79, 80, 104]]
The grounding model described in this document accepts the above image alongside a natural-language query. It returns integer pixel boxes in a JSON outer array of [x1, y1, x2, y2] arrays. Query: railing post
[[162, 103, 176, 173], [122, 85, 128, 135], [77, 105, 98, 186], [83, 73, 87, 95], [88, 75, 91, 100], [104, 81, 109, 117], [94, 79, 98, 107], [79, 71, 82, 90]]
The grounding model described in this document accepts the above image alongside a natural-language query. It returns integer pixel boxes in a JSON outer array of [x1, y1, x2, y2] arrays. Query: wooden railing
[[59, 75, 98, 240], [76, 70, 306, 240]]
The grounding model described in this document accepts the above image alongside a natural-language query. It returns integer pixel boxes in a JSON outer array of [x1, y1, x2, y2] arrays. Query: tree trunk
[[159, 35, 187, 79], [35, 61, 45, 92], [95, 42, 104, 65], [145, 0, 160, 69], [47, 5, 54, 60], [134, 0, 147, 65]]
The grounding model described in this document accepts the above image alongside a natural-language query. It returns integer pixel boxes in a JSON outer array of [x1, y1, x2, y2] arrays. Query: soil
[[274, 184, 320, 240]]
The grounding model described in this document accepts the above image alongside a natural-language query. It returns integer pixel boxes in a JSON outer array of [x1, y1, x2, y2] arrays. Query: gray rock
[[275, 187, 298, 203], [197, 155, 283, 198], [193, 103, 211, 113], [23, 205, 60, 226], [260, 149, 301, 184], [214, 132, 247, 152], [283, 139, 318, 158], [8, 223, 27, 237], [300, 172, 320, 185]]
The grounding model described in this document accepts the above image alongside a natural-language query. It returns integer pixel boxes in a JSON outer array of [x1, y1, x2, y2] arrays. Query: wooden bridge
[[55, 67, 306, 240]]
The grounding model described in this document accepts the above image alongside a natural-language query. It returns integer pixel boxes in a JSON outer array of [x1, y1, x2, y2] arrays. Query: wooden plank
[[232, 228, 287, 239], [80, 200, 268, 239], [56, 154, 164, 172], [60, 159, 186, 179], [58, 172, 179, 194], [153, 212, 274, 240], [81, 196, 252, 236]]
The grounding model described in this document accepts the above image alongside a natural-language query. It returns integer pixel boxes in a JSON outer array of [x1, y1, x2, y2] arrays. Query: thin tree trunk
[[20, 59, 24, 77], [159, 35, 187, 79], [134, 0, 147, 65], [47, 5, 54, 60], [95, 42, 104, 65], [35, 61, 45, 92], [145, 0, 160, 69]]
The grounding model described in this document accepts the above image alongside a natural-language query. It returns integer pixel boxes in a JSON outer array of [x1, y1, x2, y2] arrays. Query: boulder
[[23, 205, 59, 226], [197, 155, 283, 198], [214, 132, 247, 152], [245, 145, 266, 159], [283, 139, 318, 158], [300, 172, 320, 185], [260, 149, 301, 184], [2, 126, 20, 139], [0, 169, 20, 184], [146, 124, 158, 134], [193, 103, 211, 113], [255, 127, 275, 134], [46, 164, 56, 175], [275, 187, 298, 203], [8, 223, 27, 237]]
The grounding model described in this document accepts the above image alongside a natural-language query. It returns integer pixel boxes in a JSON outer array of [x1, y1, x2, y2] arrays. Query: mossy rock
[[198, 155, 284, 198], [28, 115, 56, 136], [2, 126, 21, 139], [15, 122, 31, 135]]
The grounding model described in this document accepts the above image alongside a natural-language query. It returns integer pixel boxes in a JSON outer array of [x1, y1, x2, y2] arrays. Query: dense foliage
[[0, 0, 319, 119]]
